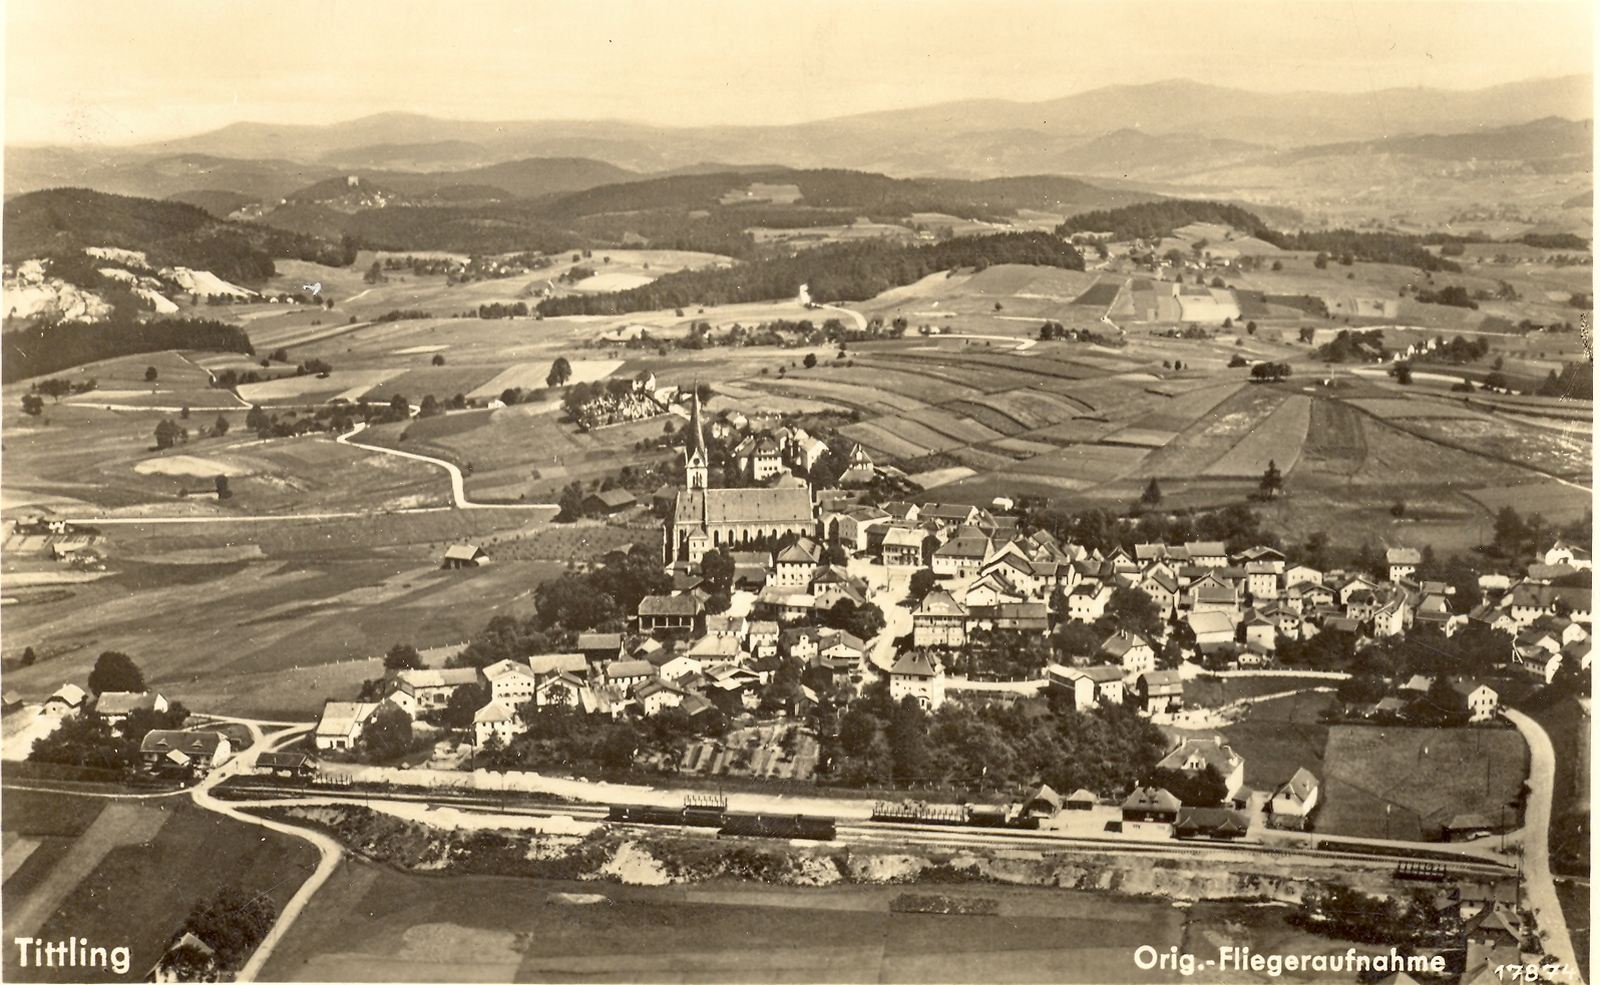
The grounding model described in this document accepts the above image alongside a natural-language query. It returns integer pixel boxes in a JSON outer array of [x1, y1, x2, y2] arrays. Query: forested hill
[[3, 188, 356, 283], [536, 168, 1153, 222], [537, 231, 1084, 316], [1056, 198, 1464, 273]]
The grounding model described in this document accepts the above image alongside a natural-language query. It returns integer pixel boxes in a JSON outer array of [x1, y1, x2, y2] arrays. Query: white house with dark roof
[[1159, 735, 1245, 800], [92, 690, 168, 724], [889, 651, 945, 710], [1046, 663, 1125, 709], [482, 659, 539, 708], [315, 700, 380, 751], [141, 729, 232, 771], [1270, 767, 1319, 824], [1100, 630, 1155, 679], [1386, 547, 1421, 583]]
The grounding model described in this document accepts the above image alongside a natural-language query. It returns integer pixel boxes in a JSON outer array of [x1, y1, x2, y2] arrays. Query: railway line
[[214, 778, 1514, 879]]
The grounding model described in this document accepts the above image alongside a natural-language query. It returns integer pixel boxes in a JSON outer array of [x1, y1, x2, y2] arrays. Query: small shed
[[1065, 788, 1098, 811], [441, 544, 489, 569], [1022, 783, 1063, 817]]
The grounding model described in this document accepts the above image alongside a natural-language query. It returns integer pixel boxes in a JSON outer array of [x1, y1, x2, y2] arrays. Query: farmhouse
[[1100, 630, 1155, 678], [1121, 786, 1181, 824], [39, 683, 87, 716], [583, 488, 637, 515], [879, 525, 926, 566], [92, 690, 169, 724], [141, 729, 231, 772], [386, 667, 481, 717], [1136, 670, 1184, 715], [664, 394, 816, 564], [315, 700, 380, 751], [1386, 547, 1421, 583], [474, 701, 520, 745]]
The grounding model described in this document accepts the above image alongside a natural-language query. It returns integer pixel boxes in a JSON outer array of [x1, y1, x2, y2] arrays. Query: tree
[[701, 548, 735, 594], [1140, 478, 1163, 508], [599, 721, 639, 770], [1314, 252, 1329, 269], [908, 568, 939, 602], [156, 941, 218, 982], [144, 366, 159, 382], [444, 681, 489, 729], [1272, 260, 1283, 271], [364, 261, 385, 284], [889, 696, 930, 786], [20, 646, 37, 667], [432, 353, 446, 366], [359, 705, 414, 761], [180, 404, 190, 420], [20, 394, 43, 416], [556, 482, 585, 523], [89, 651, 145, 694], [215, 475, 231, 500], [154, 418, 182, 450], [1104, 586, 1162, 637], [1246, 320, 1257, 334], [419, 394, 441, 418], [803, 352, 818, 369], [547, 357, 573, 387], [214, 414, 230, 437], [180, 886, 277, 970], [245, 404, 269, 432], [384, 643, 425, 672], [825, 598, 886, 640], [1259, 459, 1284, 498], [1392, 362, 1413, 385]]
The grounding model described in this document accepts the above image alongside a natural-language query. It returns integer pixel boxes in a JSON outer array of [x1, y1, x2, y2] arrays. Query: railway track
[[216, 780, 1514, 877]]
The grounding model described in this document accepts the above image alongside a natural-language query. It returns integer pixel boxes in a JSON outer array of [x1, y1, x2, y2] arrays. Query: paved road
[[1504, 708, 1583, 981]]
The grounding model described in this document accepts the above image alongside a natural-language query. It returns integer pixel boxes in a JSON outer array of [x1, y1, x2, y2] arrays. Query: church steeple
[[684, 385, 709, 490]]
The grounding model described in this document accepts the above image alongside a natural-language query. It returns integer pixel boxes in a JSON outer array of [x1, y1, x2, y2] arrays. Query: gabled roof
[[576, 632, 624, 651], [443, 543, 485, 561], [1182, 541, 1226, 557], [1186, 610, 1236, 637], [474, 700, 514, 724], [1122, 785, 1181, 812], [1385, 547, 1422, 565], [527, 653, 588, 676], [140, 729, 225, 756], [1100, 629, 1150, 658], [916, 589, 968, 618], [638, 593, 704, 617], [94, 691, 161, 716], [605, 659, 656, 679], [890, 651, 940, 678], [48, 683, 87, 707], [1276, 767, 1318, 803], [1159, 736, 1241, 775], [674, 487, 815, 525], [315, 701, 378, 738], [483, 659, 536, 683]]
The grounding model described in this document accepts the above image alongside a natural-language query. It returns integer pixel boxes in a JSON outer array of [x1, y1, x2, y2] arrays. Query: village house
[[604, 659, 657, 690], [482, 659, 539, 708], [1100, 630, 1156, 679], [879, 525, 926, 566], [1121, 785, 1182, 824], [932, 529, 991, 578], [1066, 583, 1113, 623], [914, 589, 969, 648], [1185, 610, 1237, 653], [576, 632, 625, 665], [473, 701, 520, 745], [1159, 736, 1246, 801], [747, 620, 781, 659], [637, 593, 705, 634], [91, 690, 168, 725], [1543, 538, 1592, 571], [1046, 663, 1125, 709], [1453, 679, 1500, 722], [1136, 669, 1184, 715], [780, 625, 822, 663], [314, 700, 379, 751], [773, 538, 825, 587], [817, 629, 868, 673], [385, 667, 482, 718], [1269, 767, 1319, 828], [141, 729, 232, 773], [1183, 541, 1228, 567], [39, 683, 87, 717], [889, 650, 945, 710], [1386, 547, 1421, 583]]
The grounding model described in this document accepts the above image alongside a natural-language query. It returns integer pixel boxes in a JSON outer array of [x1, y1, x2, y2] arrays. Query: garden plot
[[944, 400, 1028, 435], [908, 465, 977, 488], [1202, 394, 1312, 477], [853, 354, 1035, 394], [1465, 481, 1594, 522], [1345, 398, 1487, 420], [1136, 385, 1290, 477], [749, 378, 926, 414], [873, 416, 965, 454], [990, 436, 1059, 457], [713, 382, 838, 415], [1132, 381, 1245, 432], [362, 366, 504, 403], [469, 359, 623, 399], [1393, 416, 1592, 477], [819, 366, 983, 403], [1100, 427, 1178, 449], [1009, 443, 1149, 482], [912, 408, 1006, 444], [838, 421, 932, 460], [1031, 419, 1122, 445], [951, 446, 1020, 471], [133, 453, 259, 478]]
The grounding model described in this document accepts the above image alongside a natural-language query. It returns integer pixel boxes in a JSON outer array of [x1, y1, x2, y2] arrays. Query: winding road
[[336, 423, 555, 510], [1504, 708, 1584, 982]]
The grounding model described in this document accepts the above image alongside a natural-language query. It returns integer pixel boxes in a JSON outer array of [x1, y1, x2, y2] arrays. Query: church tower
[[684, 388, 709, 490]]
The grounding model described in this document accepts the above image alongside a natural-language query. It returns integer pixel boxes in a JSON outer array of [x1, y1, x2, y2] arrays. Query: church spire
[[684, 383, 709, 490]]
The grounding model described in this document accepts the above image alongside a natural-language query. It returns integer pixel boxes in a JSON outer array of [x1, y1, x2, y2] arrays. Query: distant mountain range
[[4, 75, 1590, 237]]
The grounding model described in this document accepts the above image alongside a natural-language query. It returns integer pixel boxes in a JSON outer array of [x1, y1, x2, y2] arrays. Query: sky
[[5, 0, 1594, 146]]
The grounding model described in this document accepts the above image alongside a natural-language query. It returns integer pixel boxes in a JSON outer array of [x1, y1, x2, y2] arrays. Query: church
[[664, 393, 817, 565]]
